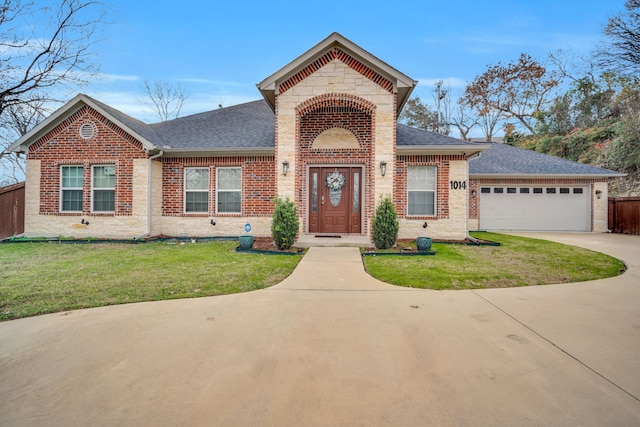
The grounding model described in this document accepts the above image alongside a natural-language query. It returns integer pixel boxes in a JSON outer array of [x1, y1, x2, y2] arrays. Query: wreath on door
[[325, 169, 346, 191]]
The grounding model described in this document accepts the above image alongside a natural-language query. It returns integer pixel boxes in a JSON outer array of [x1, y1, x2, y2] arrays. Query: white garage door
[[479, 185, 590, 231]]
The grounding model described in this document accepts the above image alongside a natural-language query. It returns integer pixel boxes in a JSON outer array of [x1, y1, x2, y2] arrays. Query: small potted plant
[[416, 236, 432, 252]]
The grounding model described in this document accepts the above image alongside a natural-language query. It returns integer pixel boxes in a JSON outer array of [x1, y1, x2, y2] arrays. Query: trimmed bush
[[271, 196, 299, 250], [372, 196, 399, 249]]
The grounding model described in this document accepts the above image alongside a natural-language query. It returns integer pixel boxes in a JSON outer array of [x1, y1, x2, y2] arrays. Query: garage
[[479, 185, 590, 231]]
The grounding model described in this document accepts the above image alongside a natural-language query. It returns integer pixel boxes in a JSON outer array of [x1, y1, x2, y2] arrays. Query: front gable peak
[[257, 32, 417, 116]]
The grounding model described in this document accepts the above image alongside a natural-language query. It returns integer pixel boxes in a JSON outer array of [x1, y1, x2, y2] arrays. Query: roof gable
[[257, 32, 417, 116], [7, 94, 161, 154]]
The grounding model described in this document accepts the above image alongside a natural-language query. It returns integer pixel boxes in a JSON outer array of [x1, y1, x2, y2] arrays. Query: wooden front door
[[308, 167, 362, 234]]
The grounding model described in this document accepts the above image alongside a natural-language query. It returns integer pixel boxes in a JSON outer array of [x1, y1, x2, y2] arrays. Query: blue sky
[[79, 0, 623, 125]]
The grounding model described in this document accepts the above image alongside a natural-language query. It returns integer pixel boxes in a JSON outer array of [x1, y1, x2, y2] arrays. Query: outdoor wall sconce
[[210, 219, 216, 226], [282, 160, 289, 176], [596, 190, 602, 199], [81, 218, 89, 226], [380, 161, 387, 177], [423, 221, 428, 229], [471, 189, 477, 197]]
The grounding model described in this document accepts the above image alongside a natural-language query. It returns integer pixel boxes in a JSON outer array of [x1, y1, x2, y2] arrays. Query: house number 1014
[[450, 180, 467, 190]]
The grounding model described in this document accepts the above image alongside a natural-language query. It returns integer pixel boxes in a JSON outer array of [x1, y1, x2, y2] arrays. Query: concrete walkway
[[1, 233, 639, 426]]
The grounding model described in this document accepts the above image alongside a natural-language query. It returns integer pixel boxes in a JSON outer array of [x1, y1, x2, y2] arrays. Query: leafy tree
[[398, 96, 439, 131], [599, 0, 640, 74], [372, 196, 399, 250], [0, 0, 108, 184], [271, 196, 299, 250], [399, 81, 453, 135], [462, 53, 559, 134]]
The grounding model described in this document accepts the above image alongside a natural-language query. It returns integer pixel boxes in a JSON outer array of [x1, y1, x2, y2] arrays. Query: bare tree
[[599, 0, 640, 74], [0, 102, 49, 185], [450, 101, 478, 141], [478, 106, 503, 142], [0, 0, 108, 184], [141, 80, 188, 122], [431, 80, 452, 135]]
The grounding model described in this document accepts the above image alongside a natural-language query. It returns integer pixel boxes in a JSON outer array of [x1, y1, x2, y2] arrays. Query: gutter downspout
[[137, 150, 163, 239], [466, 151, 482, 244]]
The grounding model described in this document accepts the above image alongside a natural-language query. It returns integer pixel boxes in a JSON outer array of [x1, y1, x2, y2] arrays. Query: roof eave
[[257, 32, 417, 115], [469, 173, 627, 179], [397, 144, 489, 156], [162, 147, 275, 157]]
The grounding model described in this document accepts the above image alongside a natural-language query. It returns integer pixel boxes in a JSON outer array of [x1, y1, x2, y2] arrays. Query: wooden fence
[[0, 182, 25, 239], [608, 197, 640, 235]]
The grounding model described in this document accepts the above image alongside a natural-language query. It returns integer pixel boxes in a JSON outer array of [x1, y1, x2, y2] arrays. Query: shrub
[[271, 196, 299, 250], [372, 196, 399, 249]]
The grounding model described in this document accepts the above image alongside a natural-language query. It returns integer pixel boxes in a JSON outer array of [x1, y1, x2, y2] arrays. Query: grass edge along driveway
[[363, 232, 626, 290], [0, 233, 626, 321], [0, 240, 302, 322]]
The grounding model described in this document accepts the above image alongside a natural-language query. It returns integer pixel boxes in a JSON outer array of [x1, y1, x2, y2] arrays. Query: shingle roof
[[150, 100, 275, 150], [88, 96, 164, 147], [469, 142, 624, 176], [396, 124, 477, 146]]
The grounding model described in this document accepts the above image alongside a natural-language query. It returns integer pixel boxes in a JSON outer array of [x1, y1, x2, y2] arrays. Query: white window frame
[[60, 165, 84, 212], [216, 167, 242, 214], [184, 167, 210, 214], [91, 165, 116, 213], [407, 165, 437, 216]]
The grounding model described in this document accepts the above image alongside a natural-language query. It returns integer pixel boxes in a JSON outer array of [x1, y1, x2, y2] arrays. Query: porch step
[[294, 235, 372, 248]]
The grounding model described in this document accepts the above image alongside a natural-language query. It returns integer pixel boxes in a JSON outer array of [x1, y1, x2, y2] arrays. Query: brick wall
[[395, 155, 463, 219], [27, 105, 147, 216], [161, 156, 276, 216], [294, 94, 375, 233]]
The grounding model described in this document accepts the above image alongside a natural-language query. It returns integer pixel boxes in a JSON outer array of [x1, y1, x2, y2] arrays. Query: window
[[408, 166, 436, 216], [560, 188, 570, 194], [573, 188, 583, 194], [520, 188, 530, 194], [546, 188, 556, 194], [185, 167, 209, 213], [481, 187, 491, 194], [533, 188, 543, 194], [61, 166, 84, 212], [494, 187, 504, 194], [92, 165, 115, 212], [217, 167, 241, 213], [507, 187, 517, 194]]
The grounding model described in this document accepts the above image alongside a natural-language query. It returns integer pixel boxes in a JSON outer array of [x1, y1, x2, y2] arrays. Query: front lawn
[[0, 241, 302, 321], [363, 232, 626, 290]]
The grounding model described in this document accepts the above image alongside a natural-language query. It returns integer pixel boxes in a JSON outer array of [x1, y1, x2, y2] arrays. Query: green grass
[[363, 232, 626, 290], [0, 241, 302, 321]]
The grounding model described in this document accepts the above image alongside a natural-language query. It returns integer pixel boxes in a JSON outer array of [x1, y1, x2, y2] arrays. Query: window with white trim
[[184, 167, 210, 213], [61, 166, 84, 212], [217, 167, 241, 213], [408, 166, 436, 216], [92, 165, 115, 212]]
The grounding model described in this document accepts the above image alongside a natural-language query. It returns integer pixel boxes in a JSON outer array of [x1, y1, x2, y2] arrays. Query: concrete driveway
[[1, 233, 639, 426]]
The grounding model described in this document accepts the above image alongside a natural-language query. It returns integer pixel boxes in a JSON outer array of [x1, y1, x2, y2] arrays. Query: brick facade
[[161, 156, 276, 217], [294, 94, 376, 233], [27, 105, 147, 216], [394, 155, 461, 219]]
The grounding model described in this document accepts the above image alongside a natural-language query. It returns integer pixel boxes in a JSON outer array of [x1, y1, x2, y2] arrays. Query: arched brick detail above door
[[296, 93, 376, 117]]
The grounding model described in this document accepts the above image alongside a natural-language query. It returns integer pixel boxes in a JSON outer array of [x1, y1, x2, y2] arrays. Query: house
[[6, 33, 623, 241]]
